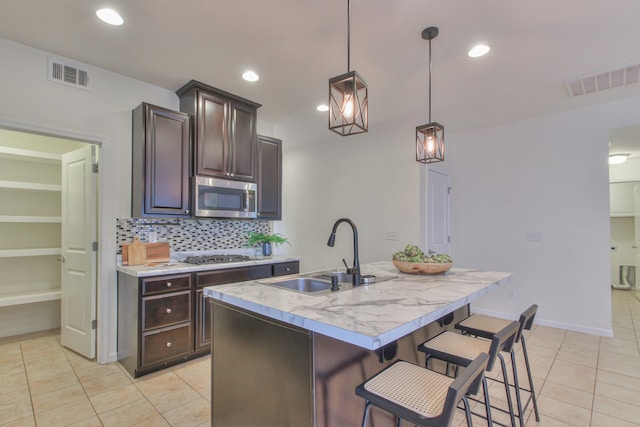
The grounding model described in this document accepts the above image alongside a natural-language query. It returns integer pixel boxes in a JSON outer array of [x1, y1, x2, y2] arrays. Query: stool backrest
[[487, 321, 519, 371], [440, 352, 489, 427], [515, 304, 538, 343]]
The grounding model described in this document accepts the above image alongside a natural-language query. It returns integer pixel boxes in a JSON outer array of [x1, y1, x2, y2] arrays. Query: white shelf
[[0, 146, 61, 164], [0, 248, 61, 258], [0, 215, 62, 223], [0, 289, 61, 307], [0, 180, 62, 192]]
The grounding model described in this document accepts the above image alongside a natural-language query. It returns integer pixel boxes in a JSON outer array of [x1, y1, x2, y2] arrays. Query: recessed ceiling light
[[242, 71, 259, 82], [316, 104, 329, 112], [468, 44, 490, 58], [609, 153, 630, 164], [96, 8, 124, 26]]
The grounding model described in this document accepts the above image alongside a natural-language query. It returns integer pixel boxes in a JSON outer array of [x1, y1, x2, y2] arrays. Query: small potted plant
[[245, 231, 290, 256]]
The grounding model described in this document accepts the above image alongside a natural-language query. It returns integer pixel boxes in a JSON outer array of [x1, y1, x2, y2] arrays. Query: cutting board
[[122, 239, 170, 266]]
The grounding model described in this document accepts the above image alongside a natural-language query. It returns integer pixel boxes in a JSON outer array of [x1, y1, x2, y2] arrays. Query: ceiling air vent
[[48, 57, 90, 90], [565, 63, 640, 97]]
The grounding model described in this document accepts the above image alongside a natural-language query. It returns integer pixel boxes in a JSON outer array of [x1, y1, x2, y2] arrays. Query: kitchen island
[[204, 261, 512, 427]]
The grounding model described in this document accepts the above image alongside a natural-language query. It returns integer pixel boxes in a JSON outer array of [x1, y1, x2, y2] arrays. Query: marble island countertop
[[204, 261, 512, 350]]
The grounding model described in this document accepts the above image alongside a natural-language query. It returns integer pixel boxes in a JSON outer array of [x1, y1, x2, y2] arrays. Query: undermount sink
[[258, 270, 397, 294], [260, 277, 333, 293]]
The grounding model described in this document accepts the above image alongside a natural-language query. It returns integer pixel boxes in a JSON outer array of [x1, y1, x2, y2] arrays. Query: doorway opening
[[608, 124, 640, 300], [0, 127, 99, 358]]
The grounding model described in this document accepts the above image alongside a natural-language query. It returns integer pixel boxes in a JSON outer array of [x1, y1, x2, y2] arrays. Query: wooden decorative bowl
[[392, 260, 453, 275]]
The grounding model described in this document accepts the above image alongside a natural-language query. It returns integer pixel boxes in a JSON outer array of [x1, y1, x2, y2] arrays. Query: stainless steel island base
[[211, 300, 467, 427]]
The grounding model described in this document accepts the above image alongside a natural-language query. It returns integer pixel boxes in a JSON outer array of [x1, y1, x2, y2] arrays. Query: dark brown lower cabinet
[[117, 260, 299, 378]]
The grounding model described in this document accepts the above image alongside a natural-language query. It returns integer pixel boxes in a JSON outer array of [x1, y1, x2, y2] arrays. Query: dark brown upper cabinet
[[257, 135, 282, 220], [132, 102, 191, 217], [176, 80, 261, 183]]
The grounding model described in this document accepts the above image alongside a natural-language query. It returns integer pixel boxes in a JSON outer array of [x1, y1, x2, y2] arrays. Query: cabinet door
[[229, 102, 257, 182], [196, 91, 228, 177], [132, 103, 190, 217], [257, 136, 282, 220], [195, 289, 211, 350]]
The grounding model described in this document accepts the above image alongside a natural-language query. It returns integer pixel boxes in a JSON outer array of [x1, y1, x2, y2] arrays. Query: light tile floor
[[1, 290, 639, 426]]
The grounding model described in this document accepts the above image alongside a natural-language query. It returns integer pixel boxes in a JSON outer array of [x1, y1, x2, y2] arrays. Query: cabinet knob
[[185, 209, 189, 214], [166, 308, 172, 314], [166, 342, 172, 347], [285, 267, 290, 271], [166, 282, 172, 287]]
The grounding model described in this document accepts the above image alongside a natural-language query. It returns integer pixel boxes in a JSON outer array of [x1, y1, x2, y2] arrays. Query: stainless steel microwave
[[193, 176, 257, 219]]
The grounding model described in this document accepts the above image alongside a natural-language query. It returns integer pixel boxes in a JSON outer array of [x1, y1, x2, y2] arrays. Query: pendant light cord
[[347, 0, 351, 72], [428, 36, 432, 123]]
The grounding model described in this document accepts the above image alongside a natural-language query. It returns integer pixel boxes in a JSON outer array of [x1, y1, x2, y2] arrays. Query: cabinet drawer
[[142, 274, 191, 296], [141, 323, 192, 367], [142, 291, 191, 331], [196, 265, 272, 288], [272, 261, 299, 277]]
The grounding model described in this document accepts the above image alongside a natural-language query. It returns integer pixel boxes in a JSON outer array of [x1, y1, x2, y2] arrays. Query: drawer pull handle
[[166, 342, 172, 347], [166, 282, 172, 287], [166, 308, 172, 314]]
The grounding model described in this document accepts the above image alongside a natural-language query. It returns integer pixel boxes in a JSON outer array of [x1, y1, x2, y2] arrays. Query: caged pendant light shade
[[416, 26, 444, 164], [329, 0, 368, 136]]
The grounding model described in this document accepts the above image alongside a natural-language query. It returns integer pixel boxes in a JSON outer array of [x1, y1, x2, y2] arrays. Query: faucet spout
[[327, 218, 361, 286]]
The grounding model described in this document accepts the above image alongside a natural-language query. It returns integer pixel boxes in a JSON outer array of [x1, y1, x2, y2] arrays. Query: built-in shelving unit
[[0, 146, 62, 309], [0, 180, 62, 192]]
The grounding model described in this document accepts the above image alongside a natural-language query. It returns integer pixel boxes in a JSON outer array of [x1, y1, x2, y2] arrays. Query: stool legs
[[497, 353, 517, 427], [520, 335, 540, 422], [510, 349, 525, 427], [426, 354, 493, 427]]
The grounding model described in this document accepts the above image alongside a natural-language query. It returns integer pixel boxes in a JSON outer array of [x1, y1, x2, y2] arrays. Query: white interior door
[[61, 145, 97, 358], [427, 169, 451, 255]]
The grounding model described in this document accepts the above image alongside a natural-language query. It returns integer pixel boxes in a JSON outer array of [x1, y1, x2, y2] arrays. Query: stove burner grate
[[183, 254, 252, 265]]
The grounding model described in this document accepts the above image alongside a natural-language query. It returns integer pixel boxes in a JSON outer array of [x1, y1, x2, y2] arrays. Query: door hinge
[[447, 187, 452, 194], [92, 241, 98, 251], [448, 236, 451, 243], [92, 162, 99, 173], [91, 319, 97, 330]]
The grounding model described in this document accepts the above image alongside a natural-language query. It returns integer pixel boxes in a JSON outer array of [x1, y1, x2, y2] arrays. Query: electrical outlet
[[386, 231, 398, 241]]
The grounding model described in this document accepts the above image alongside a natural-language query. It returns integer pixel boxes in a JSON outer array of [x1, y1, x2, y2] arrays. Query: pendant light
[[329, 0, 368, 136], [416, 27, 444, 164]]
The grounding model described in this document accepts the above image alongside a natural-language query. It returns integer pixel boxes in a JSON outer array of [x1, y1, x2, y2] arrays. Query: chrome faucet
[[327, 218, 361, 286]]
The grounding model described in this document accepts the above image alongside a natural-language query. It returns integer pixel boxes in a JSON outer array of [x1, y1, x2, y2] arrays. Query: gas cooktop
[[182, 254, 253, 265]]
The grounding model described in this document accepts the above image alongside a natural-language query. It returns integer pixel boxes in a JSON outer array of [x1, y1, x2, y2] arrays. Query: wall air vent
[[48, 57, 90, 90], [565, 63, 640, 97]]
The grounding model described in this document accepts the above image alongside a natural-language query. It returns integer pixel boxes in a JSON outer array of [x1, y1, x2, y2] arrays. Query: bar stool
[[418, 321, 520, 427], [455, 304, 540, 426], [355, 352, 489, 427]]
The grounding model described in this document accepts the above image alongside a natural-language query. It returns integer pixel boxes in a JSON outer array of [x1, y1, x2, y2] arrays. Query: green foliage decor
[[245, 231, 291, 248], [392, 244, 451, 263]]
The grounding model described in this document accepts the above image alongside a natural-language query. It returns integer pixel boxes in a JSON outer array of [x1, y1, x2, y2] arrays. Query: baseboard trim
[[470, 307, 614, 338]]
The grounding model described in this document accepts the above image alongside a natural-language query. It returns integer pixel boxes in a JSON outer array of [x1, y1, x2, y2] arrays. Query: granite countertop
[[204, 261, 512, 350], [117, 252, 301, 277]]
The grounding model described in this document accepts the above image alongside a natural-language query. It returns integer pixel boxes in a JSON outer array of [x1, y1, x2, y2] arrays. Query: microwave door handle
[[243, 191, 250, 212]]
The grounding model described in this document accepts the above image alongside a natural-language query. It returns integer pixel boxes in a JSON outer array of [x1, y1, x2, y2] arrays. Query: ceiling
[[1, 0, 640, 147]]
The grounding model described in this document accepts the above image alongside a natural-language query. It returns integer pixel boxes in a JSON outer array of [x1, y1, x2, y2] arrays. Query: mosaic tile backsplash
[[116, 218, 271, 254]]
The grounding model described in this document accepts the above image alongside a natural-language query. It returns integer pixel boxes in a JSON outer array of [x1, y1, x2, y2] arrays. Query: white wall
[[0, 37, 280, 362], [0, 37, 179, 362], [3, 33, 635, 358], [274, 94, 640, 337], [273, 114, 425, 273], [449, 97, 640, 336]]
